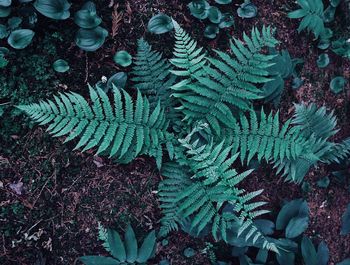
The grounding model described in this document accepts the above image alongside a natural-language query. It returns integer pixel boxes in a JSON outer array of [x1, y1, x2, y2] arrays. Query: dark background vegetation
[[0, 0, 349, 264]]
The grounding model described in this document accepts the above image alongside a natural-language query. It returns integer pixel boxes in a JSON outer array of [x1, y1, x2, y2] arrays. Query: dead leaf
[[9, 182, 24, 195]]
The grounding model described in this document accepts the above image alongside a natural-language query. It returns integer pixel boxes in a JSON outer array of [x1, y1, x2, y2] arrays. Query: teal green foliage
[[18, 21, 350, 254], [17, 87, 171, 167], [288, 0, 325, 38], [131, 38, 176, 107], [188, 0, 234, 38], [80, 223, 156, 264]]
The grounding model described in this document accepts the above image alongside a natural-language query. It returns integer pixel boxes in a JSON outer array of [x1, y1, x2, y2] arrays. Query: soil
[[0, 0, 349, 265]]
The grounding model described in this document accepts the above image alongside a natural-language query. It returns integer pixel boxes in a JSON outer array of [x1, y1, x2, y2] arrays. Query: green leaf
[[124, 224, 138, 263], [331, 0, 341, 7], [237, 2, 258, 18], [113, 50, 132, 67], [276, 199, 309, 230], [107, 72, 127, 90], [74, 2, 102, 29], [218, 13, 234, 28], [301, 237, 317, 265], [317, 241, 329, 265], [79, 256, 120, 265], [316, 176, 330, 188], [183, 247, 196, 258], [256, 249, 268, 263], [292, 77, 304, 90], [0, 54, 8, 68], [276, 251, 295, 265], [323, 6, 336, 23], [0, 24, 7, 39], [75, 26, 108, 51], [337, 259, 350, 265], [147, 13, 174, 34], [107, 229, 126, 261], [215, 0, 231, 3], [340, 203, 350, 235], [0, 5, 11, 17], [0, 46, 9, 55], [0, 0, 11, 7], [204, 24, 219, 39], [7, 17, 22, 30], [188, 0, 210, 20], [254, 219, 275, 235], [316, 53, 330, 68], [330, 76, 347, 94], [53, 59, 69, 73], [34, 0, 71, 20], [208, 6, 222, 24], [7, 29, 35, 49], [136, 230, 156, 263], [317, 39, 330, 49], [285, 216, 309, 238]]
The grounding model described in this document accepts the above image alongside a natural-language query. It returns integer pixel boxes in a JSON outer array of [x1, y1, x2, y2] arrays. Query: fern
[[159, 137, 277, 252], [288, 0, 326, 39], [171, 24, 279, 135], [17, 86, 170, 165], [132, 38, 176, 106]]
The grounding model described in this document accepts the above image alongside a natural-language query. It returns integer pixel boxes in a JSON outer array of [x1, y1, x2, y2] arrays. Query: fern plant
[[79, 223, 156, 265], [288, 0, 326, 39], [17, 20, 350, 254]]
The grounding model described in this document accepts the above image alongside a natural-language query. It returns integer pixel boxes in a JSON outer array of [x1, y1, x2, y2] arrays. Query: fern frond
[[132, 38, 176, 106], [17, 86, 170, 164], [170, 26, 279, 134], [170, 20, 207, 80], [292, 103, 338, 139]]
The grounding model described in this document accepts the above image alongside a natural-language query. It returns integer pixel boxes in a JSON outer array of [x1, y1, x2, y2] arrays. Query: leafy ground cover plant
[[17, 18, 350, 260], [80, 223, 156, 265]]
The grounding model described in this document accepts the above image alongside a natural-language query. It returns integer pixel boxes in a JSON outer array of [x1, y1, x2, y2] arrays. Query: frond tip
[[17, 86, 170, 164]]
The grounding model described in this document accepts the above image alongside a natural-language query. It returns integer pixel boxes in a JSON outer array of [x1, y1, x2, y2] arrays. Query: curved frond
[[17, 86, 170, 164]]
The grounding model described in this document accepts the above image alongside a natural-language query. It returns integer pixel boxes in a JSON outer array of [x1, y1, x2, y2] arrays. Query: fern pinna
[[18, 20, 350, 254]]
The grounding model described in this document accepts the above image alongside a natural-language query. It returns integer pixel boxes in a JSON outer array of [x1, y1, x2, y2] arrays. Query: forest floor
[[0, 0, 350, 264]]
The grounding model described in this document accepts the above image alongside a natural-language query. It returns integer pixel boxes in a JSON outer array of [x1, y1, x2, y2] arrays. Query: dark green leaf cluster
[[80, 223, 156, 265]]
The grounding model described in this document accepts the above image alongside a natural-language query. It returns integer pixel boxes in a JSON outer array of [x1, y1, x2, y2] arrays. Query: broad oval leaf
[[331, 0, 341, 7], [0, 46, 9, 55], [7, 29, 34, 49], [7, 17, 22, 30], [317, 53, 330, 68], [188, 0, 210, 20], [0, 0, 11, 7], [107, 229, 126, 261], [79, 256, 120, 265], [183, 247, 196, 258], [285, 216, 309, 238], [53, 59, 69, 73], [254, 219, 275, 235], [276, 199, 309, 230], [219, 13, 234, 28], [276, 251, 295, 265], [34, 0, 71, 20], [113, 50, 132, 67], [341, 203, 350, 235], [316, 176, 330, 188], [136, 230, 156, 263], [237, 2, 258, 18], [337, 259, 350, 265], [301, 237, 317, 265], [107, 72, 127, 90], [0, 24, 7, 39], [0, 5, 11, 17], [208, 6, 222, 24], [215, 0, 232, 3], [330, 76, 347, 94], [147, 13, 173, 34], [75, 26, 108, 51], [74, 10, 101, 29], [204, 24, 219, 39], [317, 241, 329, 265], [124, 224, 138, 263], [323, 6, 336, 23]]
